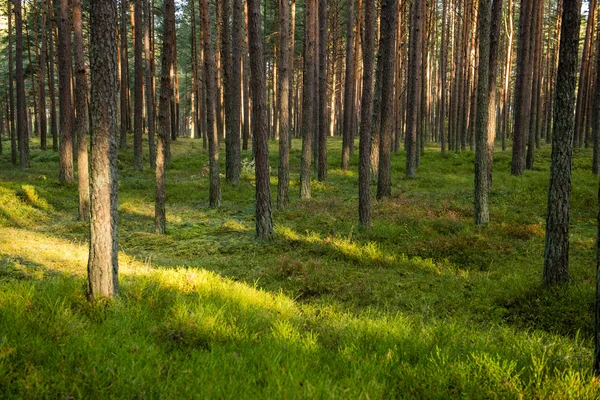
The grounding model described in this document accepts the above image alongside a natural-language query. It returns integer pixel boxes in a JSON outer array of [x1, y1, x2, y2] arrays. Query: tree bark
[[144, 0, 156, 169], [120, 0, 129, 149], [56, 0, 74, 181], [230, 0, 243, 185], [300, 0, 316, 199], [317, 0, 328, 181], [88, 0, 120, 300], [248, 0, 274, 239], [278, 0, 291, 209], [543, 0, 582, 286], [341, 0, 355, 170], [200, 0, 222, 207], [405, 0, 422, 178], [38, 0, 48, 151], [133, 0, 144, 170], [358, 0, 376, 228], [155, 0, 176, 233], [8, 0, 17, 164], [73, 0, 90, 220], [15, 0, 29, 169], [474, 0, 491, 225]]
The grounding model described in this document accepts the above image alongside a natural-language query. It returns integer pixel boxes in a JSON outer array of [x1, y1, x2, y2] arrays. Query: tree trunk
[[8, 0, 17, 164], [358, 0, 376, 228], [230, 0, 243, 185], [511, 0, 533, 176], [574, 0, 596, 148], [317, 0, 328, 181], [248, 0, 274, 239], [120, 0, 129, 149], [73, 0, 90, 220], [300, 0, 317, 199], [543, 0, 582, 286], [278, 0, 291, 209], [341, 0, 355, 170], [474, 0, 491, 225], [88, 0, 120, 300], [405, 0, 422, 178], [200, 0, 222, 207], [144, 0, 156, 169], [593, 7, 600, 174], [15, 0, 29, 169], [38, 0, 48, 151], [155, 0, 176, 233], [486, 0, 503, 189], [133, 0, 144, 170]]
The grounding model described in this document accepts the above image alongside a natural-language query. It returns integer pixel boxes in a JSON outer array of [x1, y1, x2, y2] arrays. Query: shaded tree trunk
[[200, 0, 222, 207], [134, 0, 144, 170], [57, 0, 73, 181], [358, 0, 376, 228], [120, 0, 130, 149], [230, 0, 243, 185], [248, 0, 274, 239], [543, 0, 582, 286], [15, 0, 29, 169], [277, 0, 291, 209], [317, 0, 328, 181], [155, 0, 176, 233], [405, 0, 422, 178], [341, 0, 355, 170], [144, 0, 156, 169], [39, 0, 48, 151], [8, 0, 17, 164]]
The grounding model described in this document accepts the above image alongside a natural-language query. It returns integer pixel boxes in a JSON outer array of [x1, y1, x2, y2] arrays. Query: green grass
[[0, 135, 599, 398]]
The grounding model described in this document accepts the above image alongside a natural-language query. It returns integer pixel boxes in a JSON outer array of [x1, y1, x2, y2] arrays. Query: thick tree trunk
[[543, 0, 582, 286], [155, 0, 176, 233], [73, 0, 90, 220], [358, 0, 376, 228], [277, 0, 291, 209], [15, 0, 29, 169], [248, 0, 274, 239], [88, 0, 120, 300], [200, 0, 222, 207]]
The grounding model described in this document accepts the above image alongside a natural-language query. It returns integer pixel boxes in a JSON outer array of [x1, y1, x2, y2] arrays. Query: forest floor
[[0, 136, 599, 398]]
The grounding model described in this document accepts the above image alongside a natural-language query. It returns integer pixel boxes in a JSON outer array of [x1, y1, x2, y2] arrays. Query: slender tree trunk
[[341, 0, 355, 170], [120, 0, 129, 149], [526, 0, 543, 170], [88, 0, 120, 300], [278, 0, 291, 209], [39, 0, 48, 151], [358, 0, 376, 228], [511, 0, 533, 175], [486, 0, 503, 190], [230, 0, 243, 185], [242, 1, 251, 151], [155, 0, 176, 233], [73, 0, 90, 220], [300, 0, 317, 199], [405, 0, 422, 178], [15, 0, 29, 169], [593, 10, 600, 174], [8, 0, 17, 164], [474, 0, 491, 225], [144, 0, 156, 169], [133, 0, 144, 170], [574, 0, 596, 148], [248, 0, 274, 239], [317, 0, 328, 181], [223, 0, 237, 184], [543, 0, 582, 286], [200, 0, 222, 207], [439, 0, 448, 155]]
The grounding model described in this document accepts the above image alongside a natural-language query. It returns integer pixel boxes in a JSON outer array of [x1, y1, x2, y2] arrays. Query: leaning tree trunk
[[73, 0, 90, 220], [543, 0, 582, 286], [88, 0, 120, 300], [248, 0, 274, 239]]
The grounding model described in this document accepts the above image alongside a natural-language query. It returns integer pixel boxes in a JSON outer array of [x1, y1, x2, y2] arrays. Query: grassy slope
[[0, 136, 598, 398]]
